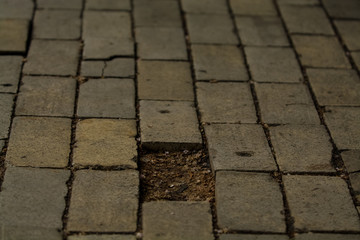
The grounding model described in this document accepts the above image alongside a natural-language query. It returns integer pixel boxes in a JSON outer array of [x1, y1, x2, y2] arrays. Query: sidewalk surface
[[0, 0, 360, 239]]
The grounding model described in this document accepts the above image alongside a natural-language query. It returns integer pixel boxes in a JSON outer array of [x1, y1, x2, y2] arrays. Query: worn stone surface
[[205, 124, 276, 171], [324, 107, 360, 150], [270, 125, 333, 172], [83, 37, 134, 59], [77, 78, 135, 118], [219, 235, 288, 240], [140, 100, 202, 151], [292, 35, 351, 69], [143, 201, 213, 240], [23, 40, 80, 76], [0, 140, 4, 150], [136, 27, 187, 60], [6, 117, 71, 167], [0, 94, 14, 139], [182, 0, 228, 14], [246, 47, 302, 83], [16, 76, 76, 117], [335, 20, 360, 51], [67, 170, 139, 232], [33, 10, 81, 40], [192, 45, 248, 81], [323, 0, 360, 19], [352, 52, 360, 70], [278, 0, 319, 5], [341, 150, 360, 173], [196, 82, 257, 123], [37, 0, 82, 9], [216, 171, 285, 232], [0, 0, 34, 19], [73, 119, 137, 168], [86, 0, 131, 10], [307, 69, 360, 106], [138, 61, 193, 101], [294, 233, 360, 240], [80, 61, 103, 77], [284, 175, 360, 231], [0, 19, 28, 53], [230, 0, 277, 16], [81, 59, 134, 78], [280, 5, 333, 34], [69, 235, 135, 240], [256, 83, 319, 124], [349, 173, 360, 203], [0, 167, 69, 229], [186, 14, 238, 44], [0, 56, 22, 93], [0, 226, 62, 240], [235, 16, 289, 47]]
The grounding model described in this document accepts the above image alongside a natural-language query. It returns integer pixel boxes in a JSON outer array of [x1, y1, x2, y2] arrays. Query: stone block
[[352, 52, 360, 70], [0, 19, 28, 53], [181, 0, 228, 14], [81, 58, 134, 78], [0, 94, 13, 139], [230, 0, 277, 16], [0, 56, 22, 93], [86, 0, 131, 10], [69, 235, 135, 240], [219, 234, 288, 240], [335, 20, 360, 51], [349, 173, 360, 203], [341, 150, 360, 173], [37, 0, 82, 9], [0, 226, 62, 240], [83, 37, 134, 59], [294, 233, 360, 240], [323, 0, 360, 19], [0, 0, 34, 19], [277, 0, 319, 5]]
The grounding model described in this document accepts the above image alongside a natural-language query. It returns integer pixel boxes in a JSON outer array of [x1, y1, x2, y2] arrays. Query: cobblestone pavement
[[0, 0, 360, 239]]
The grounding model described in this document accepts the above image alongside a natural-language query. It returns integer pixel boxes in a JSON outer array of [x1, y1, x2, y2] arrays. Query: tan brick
[[0, 19, 28, 53]]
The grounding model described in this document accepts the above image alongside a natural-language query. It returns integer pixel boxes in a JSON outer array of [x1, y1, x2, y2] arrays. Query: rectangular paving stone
[[220, 234, 288, 240], [350, 173, 360, 203], [256, 83, 319, 124], [0, 0, 34, 19], [16, 76, 76, 117], [341, 150, 360, 173], [324, 107, 360, 150], [294, 233, 360, 240], [323, 0, 360, 19], [74, 119, 137, 168], [0, 56, 22, 93], [335, 20, 360, 51], [77, 78, 135, 118], [283, 175, 360, 231], [307, 69, 360, 106], [235, 16, 289, 47], [140, 100, 202, 151], [136, 27, 187, 60], [277, 0, 319, 5], [138, 61, 194, 101], [270, 125, 333, 172], [186, 14, 238, 44], [23, 40, 80, 76], [0, 94, 13, 139], [196, 82, 257, 123], [0, 226, 62, 240], [216, 171, 285, 232], [83, 37, 134, 59], [69, 235, 136, 240], [292, 35, 351, 69], [192, 45, 248, 81], [205, 124, 276, 171], [67, 170, 139, 232], [0, 167, 69, 229], [181, 0, 228, 14], [0, 19, 28, 53], [81, 58, 134, 78], [279, 5, 333, 35], [143, 201, 213, 240], [134, 0, 182, 27], [37, 0, 82, 9], [33, 10, 81, 40], [86, 0, 131, 10], [230, 0, 277, 16], [245, 47, 302, 83], [6, 117, 71, 167]]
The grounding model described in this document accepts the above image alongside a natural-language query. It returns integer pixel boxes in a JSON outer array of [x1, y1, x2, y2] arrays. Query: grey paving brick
[[67, 170, 139, 232], [86, 0, 131, 10], [245, 47, 302, 83], [77, 78, 135, 118], [136, 27, 187, 60], [283, 175, 360, 231], [134, 0, 182, 27], [0, 0, 34, 20], [138, 61, 194, 101], [230, 0, 277, 16], [292, 36, 351, 69], [219, 234, 288, 240], [323, 0, 360, 19], [73, 119, 137, 168], [270, 125, 333, 172], [192, 45, 248, 81], [341, 150, 360, 173], [0, 94, 14, 139], [350, 172, 360, 203], [0, 167, 69, 229], [280, 5, 333, 35], [324, 107, 360, 150], [205, 124, 276, 171], [277, 0, 319, 5], [216, 171, 285, 232], [23, 40, 80, 76], [307, 69, 360, 106], [33, 10, 81, 40], [294, 233, 360, 240], [0, 226, 62, 240], [0, 56, 22, 93], [181, 0, 228, 14], [6, 117, 71, 167], [143, 201, 213, 240], [83, 37, 134, 59], [80, 61, 103, 77], [235, 16, 289, 47], [16, 76, 76, 117], [69, 235, 136, 240], [352, 52, 360, 70], [81, 58, 134, 78], [196, 82, 257, 123], [256, 83, 319, 124], [335, 20, 360, 51], [37, 0, 82, 9], [140, 100, 202, 151], [186, 14, 238, 45], [0, 19, 28, 53]]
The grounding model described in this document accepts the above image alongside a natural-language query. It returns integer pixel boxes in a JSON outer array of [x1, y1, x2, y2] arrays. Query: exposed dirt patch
[[140, 150, 215, 202]]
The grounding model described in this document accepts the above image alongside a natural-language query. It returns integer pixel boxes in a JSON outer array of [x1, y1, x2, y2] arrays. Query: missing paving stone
[[140, 150, 215, 202]]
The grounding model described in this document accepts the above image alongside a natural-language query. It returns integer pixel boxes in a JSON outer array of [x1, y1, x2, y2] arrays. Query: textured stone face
[[0, 94, 14, 139], [85, 0, 131, 11], [182, 0, 228, 14], [323, 0, 360, 19], [69, 235, 136, 240], [335, 20, 360, 51], [219, 234, 289, 240], [81, 59, 134, 78], [341, 150, 360, 173], [0, 56, 22, 93], [230, 0, 277, 16], [37, 0, 82, 9], [0, 19, 29, 53]]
